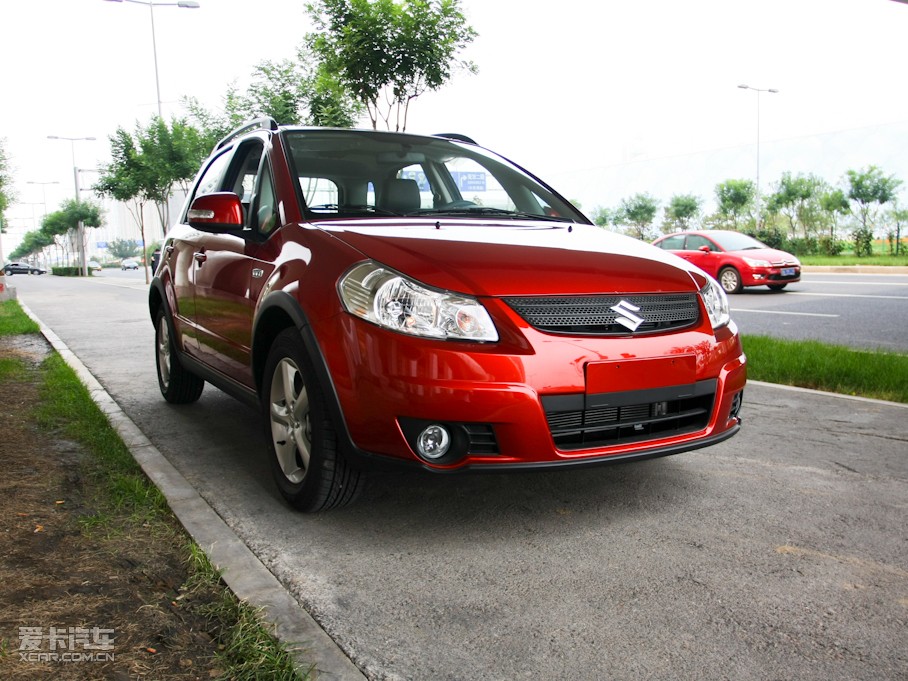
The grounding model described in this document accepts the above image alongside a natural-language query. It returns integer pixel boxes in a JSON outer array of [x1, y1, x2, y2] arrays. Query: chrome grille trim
[[505, 293, 700, 335]]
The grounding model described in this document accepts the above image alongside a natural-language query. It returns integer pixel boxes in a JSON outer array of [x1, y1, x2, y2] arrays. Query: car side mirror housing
[[699, 245, 712, 253], [187, 192, 244, 232]]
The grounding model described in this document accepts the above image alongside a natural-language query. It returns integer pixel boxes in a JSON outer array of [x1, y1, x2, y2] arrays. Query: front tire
[[719, 267, 743, 294], [263, 329, 362, 512], [155, 308, 204, 404], [767, 283, 787, 291]]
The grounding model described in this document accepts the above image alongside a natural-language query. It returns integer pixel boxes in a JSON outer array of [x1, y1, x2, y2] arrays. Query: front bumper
[[316, 309, 747, 472], [744, 265, 801, 287]]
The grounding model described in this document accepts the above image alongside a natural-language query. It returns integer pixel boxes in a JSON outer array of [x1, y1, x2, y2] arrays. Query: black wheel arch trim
[[252, 291, 368, 463]]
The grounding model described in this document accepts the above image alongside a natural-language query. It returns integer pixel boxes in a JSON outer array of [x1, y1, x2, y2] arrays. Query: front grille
[[542, 381, 716, 450], [505, 293, 699, 335]]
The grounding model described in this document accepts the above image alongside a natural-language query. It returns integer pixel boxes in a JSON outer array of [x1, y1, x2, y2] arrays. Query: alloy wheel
[[269, 358, 312, 484]]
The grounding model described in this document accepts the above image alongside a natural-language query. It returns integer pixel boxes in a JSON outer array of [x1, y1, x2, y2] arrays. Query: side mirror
[[187, 192, 244, 232], [698, 245, 712, 253]]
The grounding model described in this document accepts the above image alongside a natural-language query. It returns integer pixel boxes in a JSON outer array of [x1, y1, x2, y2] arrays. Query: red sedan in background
[[652, 230, 801, 293]]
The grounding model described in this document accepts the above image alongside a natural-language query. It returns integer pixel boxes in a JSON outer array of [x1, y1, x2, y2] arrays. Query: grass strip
[[798, 254, 908, 266], [0, 299, 41, 335], [0, 299, 307, 679], [185, 545, 313, 681], [742, 334, 908, 403]]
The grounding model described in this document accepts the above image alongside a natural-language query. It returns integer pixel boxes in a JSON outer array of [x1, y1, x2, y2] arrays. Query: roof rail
[[433, 132, 478, 145], [214, 117, 280, 151]]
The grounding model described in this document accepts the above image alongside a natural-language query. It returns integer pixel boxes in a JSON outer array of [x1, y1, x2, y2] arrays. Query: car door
[[190, 137, 279, 387], [165, 147, 235, 359], [677, 234, 721, 278]]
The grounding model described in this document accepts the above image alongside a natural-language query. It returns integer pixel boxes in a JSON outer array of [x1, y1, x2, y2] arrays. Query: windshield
[[283, 130, 587, 224], [709, 232, 768, 251]]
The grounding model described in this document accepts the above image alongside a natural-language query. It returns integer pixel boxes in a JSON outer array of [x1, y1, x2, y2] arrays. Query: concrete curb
[[747, 379, 908, 409], [19, 302, 367, 681]]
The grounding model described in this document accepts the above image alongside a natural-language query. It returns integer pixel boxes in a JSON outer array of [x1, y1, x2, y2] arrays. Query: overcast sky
[[2, 0, 907, 247]]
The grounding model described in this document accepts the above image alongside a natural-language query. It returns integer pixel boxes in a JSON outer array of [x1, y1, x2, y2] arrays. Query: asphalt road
[[7, 271, 908, 681], [728, 271, 908, 352]]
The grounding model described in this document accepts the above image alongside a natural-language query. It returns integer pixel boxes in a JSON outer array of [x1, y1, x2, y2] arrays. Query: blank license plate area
[[586, 355, 697, 394]]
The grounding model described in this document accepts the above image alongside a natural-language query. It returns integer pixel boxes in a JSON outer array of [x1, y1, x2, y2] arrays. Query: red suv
[[150, 120, 746, 511]]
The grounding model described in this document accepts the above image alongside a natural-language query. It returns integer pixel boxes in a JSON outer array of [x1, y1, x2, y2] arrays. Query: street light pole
[[738, 84, 778, 228], [47, 135, 96, 276], [104, 0, 201, 119]]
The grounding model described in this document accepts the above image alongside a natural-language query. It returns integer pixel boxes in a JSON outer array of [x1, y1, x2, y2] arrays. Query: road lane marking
[[786, 292, 908, 300], [731, 308, 839, 318], [806, 280, 908, 286]]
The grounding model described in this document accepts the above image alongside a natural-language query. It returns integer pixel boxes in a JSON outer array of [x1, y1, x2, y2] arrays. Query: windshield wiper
[[408, 206, 574, 222]]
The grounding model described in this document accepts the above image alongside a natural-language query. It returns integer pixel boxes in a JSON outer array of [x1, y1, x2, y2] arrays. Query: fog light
[[416, 424, 451, 460]]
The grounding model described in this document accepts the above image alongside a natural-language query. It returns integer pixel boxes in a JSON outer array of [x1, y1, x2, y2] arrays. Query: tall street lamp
[[47, 135, 96, 275], [738, 84, 779, 228], [104, 0, 201, 118]]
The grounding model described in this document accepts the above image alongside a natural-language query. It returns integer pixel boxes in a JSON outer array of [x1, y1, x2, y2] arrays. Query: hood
[[733, 248, 799, 265], [315, 218, 705, 296]]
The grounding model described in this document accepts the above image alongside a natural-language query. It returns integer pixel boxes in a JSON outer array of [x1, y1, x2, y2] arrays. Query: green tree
[[615, 193, 659, 241], [95, 118, 207, 283], [10, 228, 54, 261], [306, 0, 477, 131], [95, 128, 156, 282], [590, 206, 614, 228], [887, 206, 907, 256], [766, 172, 825, 239], [107, 238, 142, 260], [185, 49, 363, 145], [818, 188, 849, 254], [714, 179, 755, 230], [36, 199, 104, 269], [662, 194, 701, 233], [845, 166, 902, 257]]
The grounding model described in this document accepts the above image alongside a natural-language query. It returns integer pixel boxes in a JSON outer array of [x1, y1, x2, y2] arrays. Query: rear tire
[[262, 328, 362, 512], [155, 308, 204, 404], [719, 267, 743, 294]]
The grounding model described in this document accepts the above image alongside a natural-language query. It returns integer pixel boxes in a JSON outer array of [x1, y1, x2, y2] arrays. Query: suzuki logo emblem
[[610, 300, 644, 332]]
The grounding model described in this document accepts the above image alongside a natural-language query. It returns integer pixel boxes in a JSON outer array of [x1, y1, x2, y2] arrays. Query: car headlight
[[700, 277, 730, 330], [339, 261, 499, 342], [742, 256, 771, 268]]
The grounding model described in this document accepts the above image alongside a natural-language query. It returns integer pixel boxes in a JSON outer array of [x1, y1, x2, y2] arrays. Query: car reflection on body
[[652, 230, 801, 293]]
